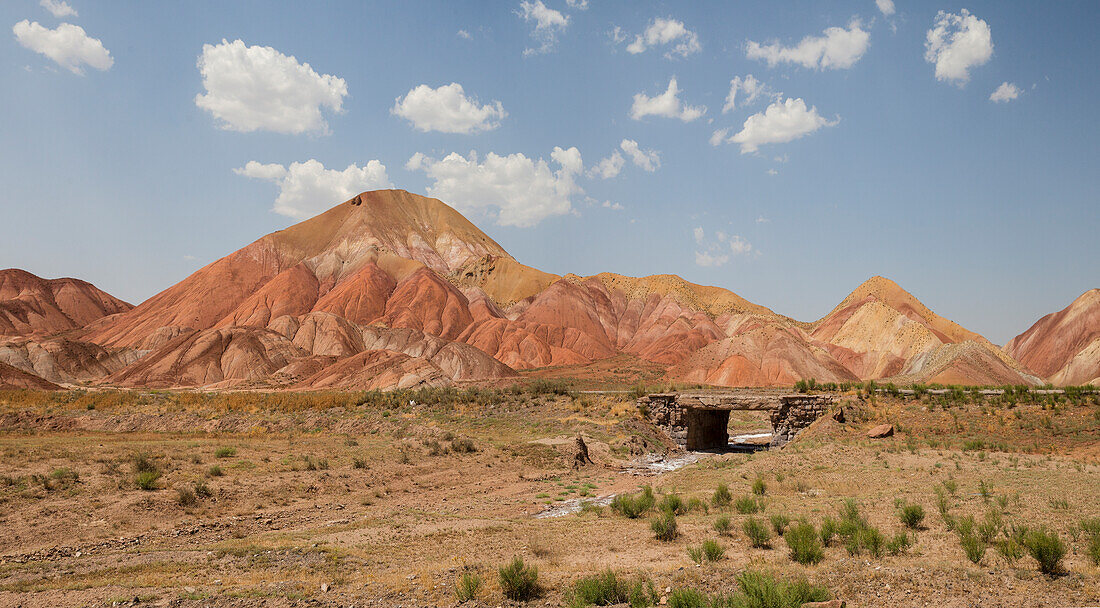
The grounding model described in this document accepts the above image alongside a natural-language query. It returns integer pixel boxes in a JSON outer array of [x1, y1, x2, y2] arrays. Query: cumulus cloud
[[517, 0, 569, 56], [924, 9, 993, 85], [392, 83, 506, 134], [406, 147, 583, 227], [457, 29, 472, 40], [566, 0, 588, 9], [602, 200, 624, 211], [609, 26, 627, 44], [620, 139, 660, 171], [693, 227, 754, 267], [630, 77, 706, 122], [625, 17, 701, 59], [13, 20, 112, 74], [716, 98, 836, 154], [195, 39, 347, 134], [990, 81, 1020, 103], [875, 0, 895, 17], [589, 151, 624, 179], [235, 159, 392, 219], [722, 74, 773, 113], [746, 20, 870, 70], [40, 0, 77, 18]]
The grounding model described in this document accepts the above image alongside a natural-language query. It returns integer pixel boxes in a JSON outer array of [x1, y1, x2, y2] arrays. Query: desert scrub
[[611, 486, 655, 518], [898, 502, 926, 529], [714, 514, 732, 535], [751, 476, 767, 496], [687, 540, 724, 564], [214, 446, 236, 458], [735, 495, 763, 514], [784, 522, 824, 565], [995, 525, 1028, 566], [667, 588, 707, 608], [712, 483, 731, 508], [716, 570, 830, 608], [886, 531, 912, 555], [451, 437, 477, 453], [959, 532, 986, 564], [352, 457, 368, 469], [455, 571, 482, 602], [1083, 518, 1100, 566], [206, 465, 224, 477], [499, 557, 540, 601], [1023, 528, 1066, 575], [770, 513, 791, 536], [743, 517, 771, 548], [176, 486, 197, 506], [651, 511, 678, 541], [134, 470, 161, 491], [658, 494, 685, 515], [846, 525, 886, 557], [566, 569, 654, 608]]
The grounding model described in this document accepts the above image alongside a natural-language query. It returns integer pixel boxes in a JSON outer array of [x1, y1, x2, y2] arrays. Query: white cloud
[[875, 0, 895, 17], [235, 159, 392, 219], [693, 227, 754, 267], [12, 20, 111, 75], [609, 26, 627, 44], [620, 139, 660, 171], [924, 9, 993, 85], [406, 147, 583, 227], [392, 83, 506, 134], [746, 20, 870, 70], [989, 82, 1020, 103], [756, 215, 770, 223], [630, 77, 706, 122], [183, 254, 197, 261], [517, 0, 569, 56], [602, 200, 624, 211], [40, 0, 77, 18], [766, 168, 778, 176], [695, 251, 729, 267], [589, 151, 624, 179], [718, 98, 837, 154], [722, 74, 773, 113], [566, 0, 588, 10], [195, 39, 347, 134], [457, 29, 472, 40], [625, 17, 701, 59], [708, 128, 730, 147]]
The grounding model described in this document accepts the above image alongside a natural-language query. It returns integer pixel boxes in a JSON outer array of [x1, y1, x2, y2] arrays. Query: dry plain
[[0, 385, 1098, 608]]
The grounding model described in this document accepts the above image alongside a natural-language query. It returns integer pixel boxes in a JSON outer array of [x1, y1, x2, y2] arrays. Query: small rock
[[832, 408, 845, 423], [183, 586, 196, 594], [867, 424, 894, 438], [320, 582, 329, 592]]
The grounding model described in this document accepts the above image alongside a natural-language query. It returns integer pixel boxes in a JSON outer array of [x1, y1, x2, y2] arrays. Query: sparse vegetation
[[566, 569, 654, 608], [743, 517, 771, 548], [499, 557, 540, 601], [899, 502, 926, 529], [214, 446, 236, 458], [751, 476, 767, 496], [687, 539, 724, 564], [1023, 528, 1066, 575], [651, 511, 678, 541], [784, 522, 824, 565], [611, 486, 655, 519], [712, 483, 731, 508], [735, 495, 763, 514], [714, 514, 732, 535], [455, 571, 482, 602]]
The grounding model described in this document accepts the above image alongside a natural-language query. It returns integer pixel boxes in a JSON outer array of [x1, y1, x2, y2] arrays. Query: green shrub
[[455, 571, 482, 602], [651, 511, 678, 541], [846, 525, 885, 557], [611, 486, 655, 519], [714, 514, 732, 535], [135, 470, 161, 491], [214, 446, 236, 458], [193, 480, 212, 498], [899, 503, 925, 529], [659, 494, 685, 515], [819, 517, 838, 546], [566, 569, 653, 608], [712, 484, 732, 508], [131, 453, 158, 474], [352, 457, 368, 469], [752, 477, 767, 496], [685, 497, 708, 514], [1023, 528, 1066, 575], [667, 588, 707, 608], [1087, 534, 1100, 567], [743, 517, 771, 548], [886, 531, 912, 555], [206, 465, 224, 477], [687, 539, 724, 564], [727, 570, 830, 608], [735, 495, 762, 514], [770, 514, 790, 536], [960, 533, 986, 564], [784, 522, 824, 565], [995, 530, 1026, 567], [499, 557, 540, 601]]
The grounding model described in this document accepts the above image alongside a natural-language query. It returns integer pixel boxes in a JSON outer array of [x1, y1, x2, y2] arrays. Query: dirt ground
[[0, 389, 1097, 607]]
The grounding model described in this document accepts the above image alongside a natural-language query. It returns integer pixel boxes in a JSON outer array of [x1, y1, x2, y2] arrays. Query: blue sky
[[1, 0, 1096, 343]]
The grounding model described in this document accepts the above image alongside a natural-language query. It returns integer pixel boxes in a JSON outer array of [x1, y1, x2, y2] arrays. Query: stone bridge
[[637, 392, 838, 450]]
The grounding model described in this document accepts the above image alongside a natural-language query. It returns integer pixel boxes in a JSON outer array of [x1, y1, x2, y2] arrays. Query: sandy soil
[[0, 390, 1097, 607]]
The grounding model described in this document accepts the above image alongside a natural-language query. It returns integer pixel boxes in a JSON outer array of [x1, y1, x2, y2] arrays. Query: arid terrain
[[0, 385, 1097, 607]]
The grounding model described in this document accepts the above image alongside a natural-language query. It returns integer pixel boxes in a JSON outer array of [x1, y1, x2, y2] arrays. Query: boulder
[[867, 424, 894, 438]]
